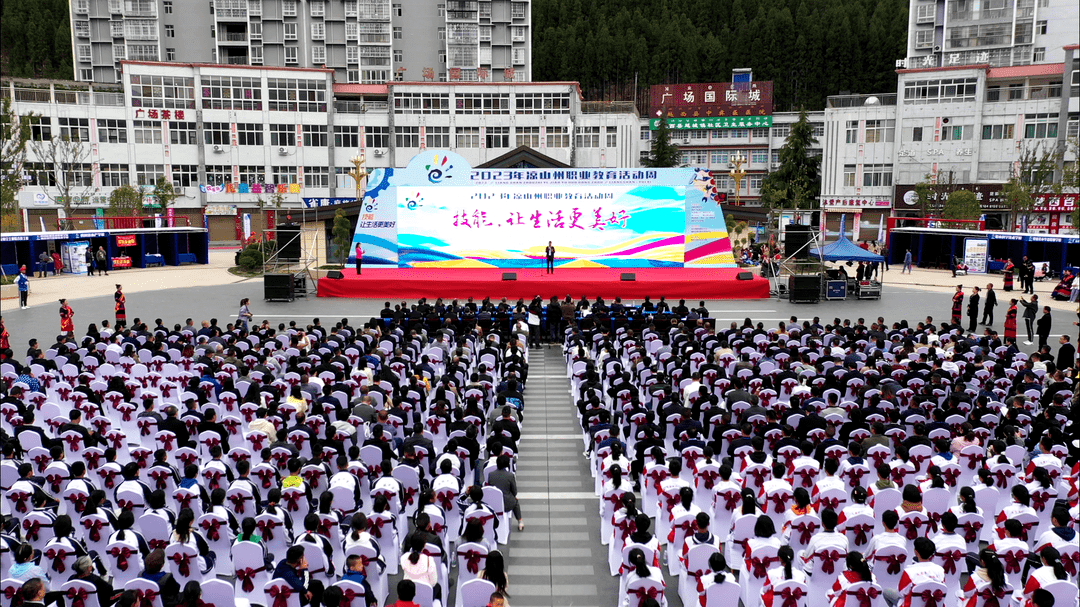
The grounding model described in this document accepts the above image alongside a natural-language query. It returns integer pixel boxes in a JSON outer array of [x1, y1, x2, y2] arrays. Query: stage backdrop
[[348, 150, 735, 268]]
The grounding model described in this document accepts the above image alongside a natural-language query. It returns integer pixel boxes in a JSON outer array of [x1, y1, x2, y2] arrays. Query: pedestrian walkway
[[876, 265, 1076, 311], [504, 346, 620, 607]]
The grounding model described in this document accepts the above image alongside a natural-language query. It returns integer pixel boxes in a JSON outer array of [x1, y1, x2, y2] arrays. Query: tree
[[941, 189, 981, 225], [0, 97, 33, 232], [29, 133, 92, 229], [150, 176, 178, 210], [644, 115, 679, 168], [331, 209, 353, 266], [1004, 142, 1059, 232], [911, 171, 960, 220], [106, 184, 143, 216], [759, 109, 821, 211]]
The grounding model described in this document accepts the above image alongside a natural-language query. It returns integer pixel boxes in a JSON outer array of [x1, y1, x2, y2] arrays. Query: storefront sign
[[200, 183, 302, 194], [895, 184, 1009, 211], [133, 108, 186, 120], [820, 196, 892, 209], [111, 256, 132, 268], [649, 115, 773, 130], [897, 148, 973, 159], [650, 82, 774, 120], [1033, 193, 1078, 212], [204, 205, 238, 216], [302, 197, 355, 208], [115, 234, 137, 247]]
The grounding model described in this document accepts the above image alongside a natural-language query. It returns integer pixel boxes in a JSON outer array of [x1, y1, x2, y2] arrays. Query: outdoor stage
[[316, 267, 770, 300]]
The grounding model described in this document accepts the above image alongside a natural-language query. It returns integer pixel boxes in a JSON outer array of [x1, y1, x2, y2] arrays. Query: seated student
[[895, 537, 945, 607], [272, 545, 324, 606], [340, 554, 378, 607], [388, 579, 421, 607]]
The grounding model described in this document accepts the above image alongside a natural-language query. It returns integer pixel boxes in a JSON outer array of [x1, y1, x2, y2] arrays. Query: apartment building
[[69, 0, 531, 85]]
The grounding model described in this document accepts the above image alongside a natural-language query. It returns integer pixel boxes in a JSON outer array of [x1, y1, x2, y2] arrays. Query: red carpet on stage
[[317, 268, 769, 300]]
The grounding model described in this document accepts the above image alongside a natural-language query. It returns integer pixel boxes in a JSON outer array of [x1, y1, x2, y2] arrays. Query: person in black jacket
[[982, 283, 998, 326], [1036, 306, 1052, 350]]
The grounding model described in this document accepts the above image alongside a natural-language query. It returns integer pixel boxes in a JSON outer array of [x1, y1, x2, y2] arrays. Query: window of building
[[708, 150, 728, 165], [345, 22, 359, 41], [515, 126, 539, 148], [981, 123, 1015, 140], [302, 125, 328, 147], [393, 50, 403, 63], [311, 23, 325, 40], [486, 126, 510, 148], [864, 119, 895, 143], [480, 25, 492, 42], [940, 122, 970, 140], [437, 3, 445, 15], [169, 121, 197, 145], [455, 92, 510, 114], [1049, 81, 1062, 97], [79, 69, 93, 81], [304, 166, 329, 188], [843, 165, 857, 187], [512, 2, 526, 18], [130, 74, 195, 109], [345, 0, 357, 16], [269, 124, 295, 147], [750, 149, 768, 164], [396, 126, 420, 148], [393, 26, 402, 40], [312, 45, 326, 64], [164, 48, 176, 61], [131, 120, 161, 144], [1033, 47, 1046, 63], [334, 126, 360, 148], [100, 164, 130, 187], [24, 162, 55, 187], [64, 163, 94, 187], [904, 126, 924, 142], [74, 20, 90, 37], [164, 24, 174, 38], [394, 92, 450, 114], [915, 29, 934, 49], [393, 3, 402, 17], [366, 126, 389, 148], [1008, 83, 1024, 100], [310, 0, 324, 16], [205, 165, 232, 186], [282, 0, 297, 16], [232, 123, 261, 146], [438, 26, 446, 41], [479, 2, 490, 18], [163, 1, 173, 13], [515, 92, 571, 114], [903, 77, 978, 104], [426, 126, 450, 149], [135, 164, 165, 187], [862, 164, 893, 187], [203, 122, 230, 146], [250, 46, 262, 64], [575, 126, 600, 148], [640, 126, 651, 141], [284, 23, 297, 39], [96, 119, 128, 144], [455, 127, 480, 148], [360, 46, 391, 67], [750, 127, 769, 140], [127, 44, 159, 61], [845, 120, 858, 144], [248, 0, 261, 15], [238, 165, 263, 184], [1024, 113, 1059, 138], [171, 164, 198, 188], [605, 126, 618, 147], [28, 117, 51, 141], [267, 78, 326, 112], [546, 126, 569, 148], [76, 44, 92, 63], [58, 117, 90, 142], [771, 125, 790, 140], [272, 166, 297, 184], [201, 76, 262, 110]]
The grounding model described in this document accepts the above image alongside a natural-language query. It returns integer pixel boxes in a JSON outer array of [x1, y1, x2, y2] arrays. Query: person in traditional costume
[[951, 285, 964, 325], [114, 284, 127, 327], [1051, 270, 1074, 300], [1002, 259, 1015, 291], [1004, 299, 1018, 341], [59, 298, 74, 335]]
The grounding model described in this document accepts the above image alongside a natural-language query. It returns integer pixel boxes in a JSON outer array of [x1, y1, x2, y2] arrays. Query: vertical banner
[[243, 213, 252, 242], [964, 238, 988, 274], [93, 208, 105, 229], [166, 207, 175, 227]]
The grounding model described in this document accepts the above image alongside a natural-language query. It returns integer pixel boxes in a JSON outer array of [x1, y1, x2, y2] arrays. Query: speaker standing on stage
[[545, 241, 555, 274], [355, 243, 364, 275]]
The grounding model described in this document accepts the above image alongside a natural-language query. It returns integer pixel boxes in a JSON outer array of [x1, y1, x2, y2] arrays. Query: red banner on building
[[1034, 193, 1077, 212], [116, 234, 137, 247], [649, 82, 774, 119]]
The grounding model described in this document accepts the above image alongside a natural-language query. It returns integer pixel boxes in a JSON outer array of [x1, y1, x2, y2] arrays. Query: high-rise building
[[69, 0, 531, 85], [902, 0, 1079, 69]]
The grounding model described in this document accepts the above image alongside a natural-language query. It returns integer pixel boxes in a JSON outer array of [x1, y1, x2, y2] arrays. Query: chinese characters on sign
[[200, 183, 302, 194], [133, 109, 185, 120], [649, 116, 774, 130], [650, 82, 774, 121], [449, 206, 630, 230], [819, 197, 892, 209], [469, 169, 658, 185]]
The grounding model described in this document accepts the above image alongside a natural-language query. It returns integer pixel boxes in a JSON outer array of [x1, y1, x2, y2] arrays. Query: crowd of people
[[1, 307, 530, 607]]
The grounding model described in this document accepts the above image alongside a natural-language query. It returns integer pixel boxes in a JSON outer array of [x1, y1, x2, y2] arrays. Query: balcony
[[10, 87, 124, 106], [221, 31, 249, 43], [333, 100, 388, 113], [826, 93, 897, 108]]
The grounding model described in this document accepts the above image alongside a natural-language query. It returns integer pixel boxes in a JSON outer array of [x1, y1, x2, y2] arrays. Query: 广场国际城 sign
[[650, 81, 774, 127]]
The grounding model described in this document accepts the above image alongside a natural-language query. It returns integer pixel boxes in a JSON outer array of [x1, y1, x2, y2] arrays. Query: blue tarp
[[810, 236, 885, 262]]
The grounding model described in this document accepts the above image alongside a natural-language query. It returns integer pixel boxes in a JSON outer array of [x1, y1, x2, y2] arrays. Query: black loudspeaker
[[736, 271, 753, 281], [276, 223, 301, 261], [621, 273, 636, 281], [785, 225, 814, 260], [788, 274, 822, 303], [326, 270, 344, 279], [264, 274, 294, 301], [502, 272, 517, 281]]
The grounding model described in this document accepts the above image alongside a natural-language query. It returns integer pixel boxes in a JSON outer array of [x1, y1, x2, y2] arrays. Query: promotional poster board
[[963, 238, 988, 274]]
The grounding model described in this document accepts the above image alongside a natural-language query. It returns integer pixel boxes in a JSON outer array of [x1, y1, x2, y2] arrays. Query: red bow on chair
[[768, 493, 789, 514], [367, 517, 388, 539], [1002, 551, 1022, 574], [436, 491, 456, 512], [403, 485, 418, 506], [282, 491, 302, 512], [44, 547, 69, 573], [228, 493, 249, 514], [746, 467, 768, 488], [161, 384, 174, 398], [792, 521, 819, 545], [32, 454, 51, 473], [62, 433, 82, 452], [340, 587, 366, 607], [431, 522, 446, 535], [201, 518, 223, 541], [720, 491, 742, 512], [992, 469, 1011, 489], [83, 451, 102, 470], [159, 434, 175, 451], [267, 585, 293, 607], [698, 470, 719, 490], [3, 587, 17, 600], [148, 538, 168, 550], [917, 588, 945, 607], [667, 519, 694, 544], [68, 492, 88, 513], [604, 493, 624, 511], [133, 451, 150, 469], [850, 523, 873, 546], [99, 469, 118, 489], [778, 586, 807, 607], [83, 518, 105, 542], [134, 588, 159, 604], [9, 490, 30, 513], [687, 568, 710, 593], [22, 519, 48, 541], [846, 586, 881, 607], [937, 550, 963, 575], [176, 492, 195, 511], [877, 553, 905, 575], [149, 470, 169, 490], [749, 555, 778, 578], [813, 549, 843, 575], [818, 496, 841, 511], [256, 469, 275, 489], [629, 586, 662, 606], [460, 549, 484, 574], [427, 417, 444, 434], [235, 566, 264, 592], [170, 551, 193, 577], [900, 518, 924, 540], [846, 468, 868, 489], [316, 518, 333, 538], [1059, 552, 1078, 577], [890, 468, 909, 486], [257, 519, 279, 541], [975, 587, 1006, 607], [117, 498, 138, 512], [108, 546, 134, 571], [1030, 491, 1049, 512], [1018, 522, 1034, 542], [961, 521, 982, 544], [66, 587, 93, 607]]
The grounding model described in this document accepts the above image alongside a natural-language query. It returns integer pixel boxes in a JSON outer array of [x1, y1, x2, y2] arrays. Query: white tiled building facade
[[69, 0, 531, 85]]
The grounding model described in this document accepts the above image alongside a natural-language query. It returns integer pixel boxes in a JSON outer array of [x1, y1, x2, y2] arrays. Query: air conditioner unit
[[683, 138, 691, 144], [277, 146, 289, 155], [771, 162, 780, 169], [212, 144, 224, 153], [932, 45, 942, 52], [372, 149, 385, 157]]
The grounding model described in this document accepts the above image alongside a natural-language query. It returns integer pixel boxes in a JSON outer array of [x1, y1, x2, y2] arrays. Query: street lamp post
[[347, 154, 368, 202], [729, 152, 747, 206]]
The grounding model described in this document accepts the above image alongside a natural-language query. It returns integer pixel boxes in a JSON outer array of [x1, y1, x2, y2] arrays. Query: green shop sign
[[650, 115, 773, 130]]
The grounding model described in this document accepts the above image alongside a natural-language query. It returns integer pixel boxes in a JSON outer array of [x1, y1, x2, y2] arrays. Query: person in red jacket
[[1004, 299, 1018, 341]]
